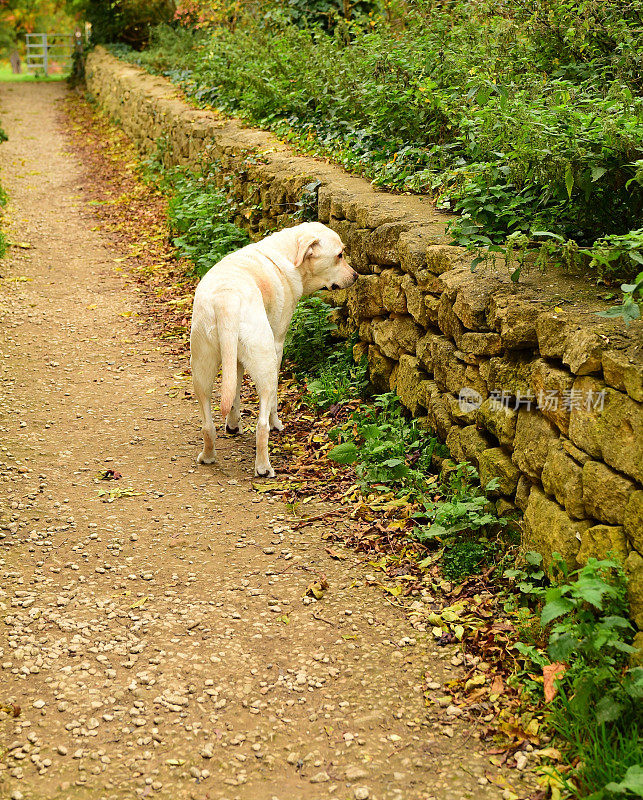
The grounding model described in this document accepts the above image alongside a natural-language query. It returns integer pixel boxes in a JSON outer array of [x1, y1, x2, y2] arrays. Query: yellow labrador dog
[[190, 222, 357, 477]]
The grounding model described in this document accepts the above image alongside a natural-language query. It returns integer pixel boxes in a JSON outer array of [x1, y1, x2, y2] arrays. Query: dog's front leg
[[269, 339, 285, 432]]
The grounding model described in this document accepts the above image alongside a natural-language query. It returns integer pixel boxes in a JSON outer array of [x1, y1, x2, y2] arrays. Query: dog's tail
[[216, 299, 240, 420]]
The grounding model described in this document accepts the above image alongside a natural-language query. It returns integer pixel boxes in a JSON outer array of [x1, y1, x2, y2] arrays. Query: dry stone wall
[[86, 48, 643, 631]]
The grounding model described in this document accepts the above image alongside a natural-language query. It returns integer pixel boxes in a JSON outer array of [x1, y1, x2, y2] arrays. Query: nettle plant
[[284, 297, 369, 408], [506, 554, 643, 797], [411, 463, 511, 580], [588, 228, 643, 323], [328, 392, 444, 499], [166, 171, 250, 277]]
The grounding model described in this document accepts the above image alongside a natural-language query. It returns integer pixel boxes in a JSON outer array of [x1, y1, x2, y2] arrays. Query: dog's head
[[290, 222, 357, 295]]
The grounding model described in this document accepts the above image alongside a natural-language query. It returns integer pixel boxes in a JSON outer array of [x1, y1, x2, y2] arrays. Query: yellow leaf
[[129, 596, 150, 609], [464, 674, 485, 690]]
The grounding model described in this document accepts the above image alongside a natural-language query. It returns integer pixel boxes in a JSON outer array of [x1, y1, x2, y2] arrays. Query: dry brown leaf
[[543, 662, 567, 703]]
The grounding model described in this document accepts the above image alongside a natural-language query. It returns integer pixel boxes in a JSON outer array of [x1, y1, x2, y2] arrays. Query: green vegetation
[[0, 64, 67, 81], [506, 555, 642, 799], [112, 0, 643, 281], [283, 297, 339, 379], [287, 300, 507, 583], [141, 150, 250, 277], [284, 298, 641, 797], [328, 392, 444, 500], [166, 172, 249, 277], [284, 296, 369, 407]]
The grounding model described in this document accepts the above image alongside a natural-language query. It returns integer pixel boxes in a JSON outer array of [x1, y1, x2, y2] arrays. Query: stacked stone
[[85, 49, 643, 640]]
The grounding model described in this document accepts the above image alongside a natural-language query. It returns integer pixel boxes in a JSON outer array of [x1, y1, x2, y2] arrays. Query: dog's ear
[[293, 232, 320, 268]]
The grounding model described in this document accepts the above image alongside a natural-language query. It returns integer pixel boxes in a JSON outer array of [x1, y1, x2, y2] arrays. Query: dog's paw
[[254, 464, 276, 479], [197, 451, 217, 465], [270, 417, 284, 432]]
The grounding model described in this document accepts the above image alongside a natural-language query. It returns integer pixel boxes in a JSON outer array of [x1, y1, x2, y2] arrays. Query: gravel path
[[0, 82, 508, 800]]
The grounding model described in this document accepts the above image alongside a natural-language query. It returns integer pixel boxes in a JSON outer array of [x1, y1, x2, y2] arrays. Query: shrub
[[114, 2, 643, 278], [85, 0, 176, 48]]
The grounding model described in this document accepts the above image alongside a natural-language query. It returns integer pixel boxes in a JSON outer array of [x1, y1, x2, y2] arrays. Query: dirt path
[[0, 83, 510, 800]]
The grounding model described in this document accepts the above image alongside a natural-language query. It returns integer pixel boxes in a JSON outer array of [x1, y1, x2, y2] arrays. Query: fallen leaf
[[98, 468, 122, 481], [305, 574, 329, 600], [325, 547, 347, 560], [543, 662, 567, 703], [129, 596, 150, 609]]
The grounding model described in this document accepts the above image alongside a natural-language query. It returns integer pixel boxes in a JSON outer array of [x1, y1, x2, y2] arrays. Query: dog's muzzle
[[329, 270, 358, 290]]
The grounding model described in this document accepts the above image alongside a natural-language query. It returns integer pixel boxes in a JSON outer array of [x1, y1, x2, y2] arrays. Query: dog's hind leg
[[269, 340, 285, 432], [253, 376, 277, 478], [225, 362, 244, 435], [191, 331, 219, 465], [243, 350, 278, 478]]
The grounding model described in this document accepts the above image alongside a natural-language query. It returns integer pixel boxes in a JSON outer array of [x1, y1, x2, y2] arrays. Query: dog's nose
[[331, 283, 341, 290]]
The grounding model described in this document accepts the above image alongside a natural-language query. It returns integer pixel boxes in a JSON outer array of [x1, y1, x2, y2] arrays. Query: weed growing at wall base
[[505, 555, 642, 798], [141, 147, 250, 277], [284, 296, 369, 408]]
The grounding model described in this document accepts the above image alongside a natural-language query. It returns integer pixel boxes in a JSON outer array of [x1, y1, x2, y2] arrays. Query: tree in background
[[81, 0, 177, 48], [172, 0, 382, 31], [0, 0, 82, 57]]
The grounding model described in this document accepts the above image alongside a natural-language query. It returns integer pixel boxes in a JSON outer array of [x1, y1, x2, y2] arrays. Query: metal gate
[[25, 33, 74, 75]]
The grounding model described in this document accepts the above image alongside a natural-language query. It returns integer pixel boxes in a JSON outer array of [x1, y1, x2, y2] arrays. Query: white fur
[[190, 222, 357, 477]]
